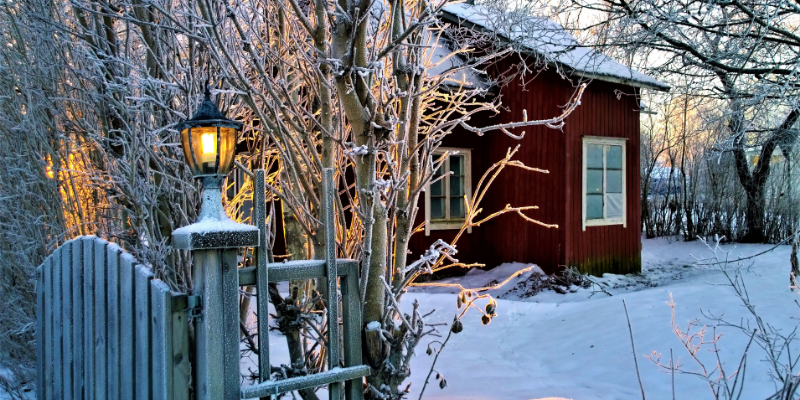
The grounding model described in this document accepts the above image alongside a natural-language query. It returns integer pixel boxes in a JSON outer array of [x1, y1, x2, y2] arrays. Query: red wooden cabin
[[409, 5, 670, 276]]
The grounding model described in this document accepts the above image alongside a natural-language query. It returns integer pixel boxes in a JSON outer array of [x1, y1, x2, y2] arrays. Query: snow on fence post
[[36, 237, 190, 400]]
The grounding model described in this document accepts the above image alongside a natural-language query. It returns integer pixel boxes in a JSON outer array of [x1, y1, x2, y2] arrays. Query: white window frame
[[582, 136, 627, 230], [425, 148, 472, 236]]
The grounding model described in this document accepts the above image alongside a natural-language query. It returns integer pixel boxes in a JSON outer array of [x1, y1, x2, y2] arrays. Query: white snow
[[172, 187, 257, 235], [441, 3, 670, 91], [171, 216, 258, 235], [424, 33, 490, 90]]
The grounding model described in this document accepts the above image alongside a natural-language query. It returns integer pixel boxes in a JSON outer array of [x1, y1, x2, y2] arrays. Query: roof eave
[[571, 70, 671, 92]]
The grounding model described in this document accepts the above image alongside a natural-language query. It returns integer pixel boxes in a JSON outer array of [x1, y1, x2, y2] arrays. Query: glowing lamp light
[[175, 86, 243, 180]]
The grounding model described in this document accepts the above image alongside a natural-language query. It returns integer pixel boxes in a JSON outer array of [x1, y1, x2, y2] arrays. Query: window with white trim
[[582, 137, 626, 229], [425, 148, 472, 235]]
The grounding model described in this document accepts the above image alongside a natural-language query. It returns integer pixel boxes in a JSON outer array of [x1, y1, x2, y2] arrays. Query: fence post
[[172, 181, 259, 400]]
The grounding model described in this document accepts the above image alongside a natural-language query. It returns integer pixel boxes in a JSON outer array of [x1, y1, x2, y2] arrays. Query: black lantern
[[175, 86, 243, 181]]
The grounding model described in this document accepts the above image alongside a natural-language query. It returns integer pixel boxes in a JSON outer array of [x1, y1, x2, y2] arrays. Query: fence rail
[[36, 236, 190, 400]]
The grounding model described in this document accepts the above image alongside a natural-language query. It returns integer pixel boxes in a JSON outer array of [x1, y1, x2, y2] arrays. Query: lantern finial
[[204, 81, 211, 100]]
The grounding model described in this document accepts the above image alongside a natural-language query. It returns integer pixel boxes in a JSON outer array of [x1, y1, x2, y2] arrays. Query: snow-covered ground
[[401, 237, 797, 399], [5, 238, 796, 400]]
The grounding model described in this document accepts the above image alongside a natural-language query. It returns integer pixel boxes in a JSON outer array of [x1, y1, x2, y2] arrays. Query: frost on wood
[[172, 187, 258, 250]]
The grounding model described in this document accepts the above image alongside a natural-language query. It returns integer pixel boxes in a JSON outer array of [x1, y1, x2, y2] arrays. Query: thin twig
[[623, 299, 646, 400]]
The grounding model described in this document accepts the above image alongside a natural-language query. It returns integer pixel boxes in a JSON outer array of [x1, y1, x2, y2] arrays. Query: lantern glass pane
[[180, 128, 199, 175], [181, 126, 238, 176], [218, 127, 237, 175]]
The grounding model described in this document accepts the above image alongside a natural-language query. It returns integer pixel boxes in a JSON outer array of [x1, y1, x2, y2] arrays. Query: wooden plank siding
[[409, 63, 642, 276], [564, 81, 642, 276], [36, 237, 190, 400]]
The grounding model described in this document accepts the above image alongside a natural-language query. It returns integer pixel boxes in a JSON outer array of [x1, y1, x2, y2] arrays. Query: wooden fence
[[36, 236, 190, 400]]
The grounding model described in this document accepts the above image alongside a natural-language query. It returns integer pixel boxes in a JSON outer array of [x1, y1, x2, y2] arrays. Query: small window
[[582, 137, 626, 229], [425, 148, 472, 235]]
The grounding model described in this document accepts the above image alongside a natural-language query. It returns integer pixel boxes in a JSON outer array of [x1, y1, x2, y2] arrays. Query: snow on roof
[[424, 32, 491, 90], [440, 3, 670, 91]]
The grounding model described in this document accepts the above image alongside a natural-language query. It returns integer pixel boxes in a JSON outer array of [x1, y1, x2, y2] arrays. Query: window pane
[[586, 194, 603, 219], [430, 197, 445, 219], [607, 145, 622, 169], [450, 176, 464, 196], [586, 170, 603, 194], [606, 193, 623, 218], [607, 170, 622, 193], [450, 197, 465, 218], [587, 144, 603, 168], [449, 155, 463, 176], [430, 179, 443, 196]]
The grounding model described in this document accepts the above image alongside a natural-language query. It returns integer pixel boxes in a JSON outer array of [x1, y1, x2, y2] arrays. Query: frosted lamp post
[[172, 87, 258, 400]]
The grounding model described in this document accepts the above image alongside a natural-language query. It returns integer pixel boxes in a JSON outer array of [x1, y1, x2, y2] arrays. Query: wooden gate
[[36, 236, 190, 400]]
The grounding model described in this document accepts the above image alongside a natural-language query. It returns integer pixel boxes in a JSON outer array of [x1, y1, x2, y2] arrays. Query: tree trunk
[[741, 184, 767, 243]]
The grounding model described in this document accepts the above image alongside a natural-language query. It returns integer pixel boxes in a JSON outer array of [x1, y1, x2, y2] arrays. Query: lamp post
[[172, 87, 258, 400]]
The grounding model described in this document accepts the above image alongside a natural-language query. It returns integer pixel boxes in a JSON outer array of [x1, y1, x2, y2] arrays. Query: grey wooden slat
[[341, 263, 364, 400], [193, 249, 225, 400], [322, 168, 342, 400], [82, 238, 94, 400], [171, 295, 191, 400], [238, 260, 358, 286], [106, 245, 121, 400], [222, 249, 241, 400], [135, 265, 154, 400], [62, 241, 73, 400], [36, 263, 45, 400], [94, 239, 108, 399], [53, 247, 63, 400], [120, 253, 136, 398], [240, 365, 370, 399], [72, 239, 85, 400], [43, 257, 53, 400], [255, 169, 271, 383], [150, 280, 172, 400]]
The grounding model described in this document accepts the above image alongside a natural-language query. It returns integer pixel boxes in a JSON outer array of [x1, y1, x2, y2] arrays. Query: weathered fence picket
[[36, 237, 190, 400], [135, 265, 154, 400], [106, 245, 120, 400], [92, 240, 107, 399], [82, 238, 94, 400], [61, 243, 73, 399]]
